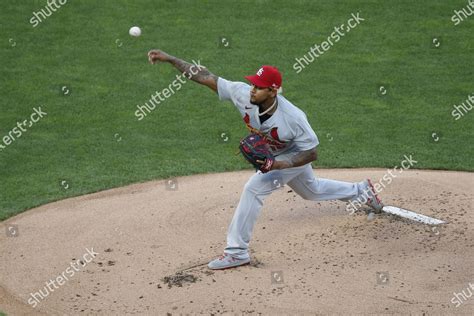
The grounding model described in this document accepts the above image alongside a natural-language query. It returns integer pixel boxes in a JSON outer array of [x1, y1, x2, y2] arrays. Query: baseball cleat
[[363, 179, 384, 213], [207, 253, 250, 270]]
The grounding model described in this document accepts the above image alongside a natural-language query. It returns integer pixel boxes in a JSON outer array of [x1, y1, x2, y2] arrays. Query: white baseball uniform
[[217, 77, 365, 260]]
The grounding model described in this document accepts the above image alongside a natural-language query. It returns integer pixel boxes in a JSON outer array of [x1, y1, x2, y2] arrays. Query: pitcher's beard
[[252, 102, 266, 114], [250, 99, 262, 106], [251, 97, 274, 113], [250, 97, 269, 108]]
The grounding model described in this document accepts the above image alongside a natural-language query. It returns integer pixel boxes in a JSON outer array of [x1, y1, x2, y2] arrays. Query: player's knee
[[294, 179, 320, 200], [244, 176, 272, 195], [243, 179, 262, 194]]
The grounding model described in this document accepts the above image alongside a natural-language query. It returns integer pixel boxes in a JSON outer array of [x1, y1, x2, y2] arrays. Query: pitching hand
[[148, 49, 171, 64]]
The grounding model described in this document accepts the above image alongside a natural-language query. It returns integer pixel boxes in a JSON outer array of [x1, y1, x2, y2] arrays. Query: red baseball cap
[[245, 65, 282, 89]]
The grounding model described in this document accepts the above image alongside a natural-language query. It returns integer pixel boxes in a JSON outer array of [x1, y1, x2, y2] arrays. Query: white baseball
[[129, 26, 141, 37]]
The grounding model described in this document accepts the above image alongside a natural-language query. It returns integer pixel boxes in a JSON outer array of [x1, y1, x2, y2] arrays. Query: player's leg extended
[[225, 166, 307, 258], [286, 164, 383, 212], [208, 166, 307, 269], [286, 163, 361, 201]]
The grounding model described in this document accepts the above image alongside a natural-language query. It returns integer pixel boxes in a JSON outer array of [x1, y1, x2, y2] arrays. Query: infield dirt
[[1, 169, 472, 315]]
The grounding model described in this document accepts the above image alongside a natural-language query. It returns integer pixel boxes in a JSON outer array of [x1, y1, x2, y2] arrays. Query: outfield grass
[[0, 0, 472, 220]]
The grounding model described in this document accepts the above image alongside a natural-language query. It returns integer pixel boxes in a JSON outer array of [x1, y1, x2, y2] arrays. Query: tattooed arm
[[148, 49, 218, 92], [272, 147, 318, 170]]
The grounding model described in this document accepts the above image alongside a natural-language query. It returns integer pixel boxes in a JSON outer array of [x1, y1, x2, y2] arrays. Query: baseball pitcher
[[148, 49, 383, 270]]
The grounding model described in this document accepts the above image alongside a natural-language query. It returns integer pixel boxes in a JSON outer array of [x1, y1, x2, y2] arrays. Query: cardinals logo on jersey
[[242, 114, 287, 151], [266, 127, 287, 150]]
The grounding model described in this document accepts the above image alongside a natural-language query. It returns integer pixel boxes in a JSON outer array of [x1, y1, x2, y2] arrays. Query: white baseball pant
[[224, 163, 364, 259]]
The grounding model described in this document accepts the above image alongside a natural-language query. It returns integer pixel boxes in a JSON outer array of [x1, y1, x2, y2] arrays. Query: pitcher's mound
[[1, 169, 472, 315]]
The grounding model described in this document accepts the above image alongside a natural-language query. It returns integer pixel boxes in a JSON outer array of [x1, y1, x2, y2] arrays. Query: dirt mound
[[1, 169, 472, 315]]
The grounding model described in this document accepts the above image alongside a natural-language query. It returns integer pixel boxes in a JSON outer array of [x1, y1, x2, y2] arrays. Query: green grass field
[[0, 0, 472, 221]]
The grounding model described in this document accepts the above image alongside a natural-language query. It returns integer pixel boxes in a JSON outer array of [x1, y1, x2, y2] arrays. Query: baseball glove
[[239, 133, 275, 173]]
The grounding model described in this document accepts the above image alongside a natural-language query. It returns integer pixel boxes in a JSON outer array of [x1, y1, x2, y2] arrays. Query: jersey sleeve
[[217, 77, 251, 115], [293, 116, 319, 151]]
